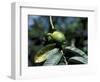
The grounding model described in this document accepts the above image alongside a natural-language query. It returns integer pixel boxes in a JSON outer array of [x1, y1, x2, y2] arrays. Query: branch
[[50, 16, 55, 29]]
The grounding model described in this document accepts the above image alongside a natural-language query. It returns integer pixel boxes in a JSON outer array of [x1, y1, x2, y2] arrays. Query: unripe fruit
[[49, 31, 66, 43]]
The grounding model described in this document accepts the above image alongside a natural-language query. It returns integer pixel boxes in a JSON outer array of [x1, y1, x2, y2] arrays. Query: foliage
[[28, 16, 88, 66]]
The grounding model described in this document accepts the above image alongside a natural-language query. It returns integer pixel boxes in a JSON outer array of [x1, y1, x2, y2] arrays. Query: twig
[[71, 39, 76, 47], [63, 55, 68, 65], [50, 16, 55, 29], [61, 50, 68, 64]]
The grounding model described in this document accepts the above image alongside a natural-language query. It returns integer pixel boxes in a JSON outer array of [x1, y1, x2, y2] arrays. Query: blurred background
[[28, 15, 88, 66]]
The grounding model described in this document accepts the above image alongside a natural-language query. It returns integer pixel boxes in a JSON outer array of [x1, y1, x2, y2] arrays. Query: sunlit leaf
[[34, 43, 56, 63]]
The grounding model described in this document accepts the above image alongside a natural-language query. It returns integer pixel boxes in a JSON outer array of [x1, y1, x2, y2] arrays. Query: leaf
[[43, 48, 63, 65], [68, 56, 88, 64], [34, 43, 56, 63], [63, 46, 87, 58]]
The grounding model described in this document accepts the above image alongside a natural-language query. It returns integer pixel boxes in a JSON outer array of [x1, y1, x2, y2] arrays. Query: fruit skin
[[48, 31, 66, 43]]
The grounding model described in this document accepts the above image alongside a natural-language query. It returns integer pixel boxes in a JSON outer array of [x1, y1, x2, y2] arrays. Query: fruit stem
[[50, 16, 55, 29]]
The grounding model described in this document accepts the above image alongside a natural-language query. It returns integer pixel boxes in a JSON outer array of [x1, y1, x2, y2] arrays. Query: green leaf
[[63, 46, 87, 58], [43, 48, 63, 65], [34, 43, 56, 63], [68, 56, 88, 64]]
